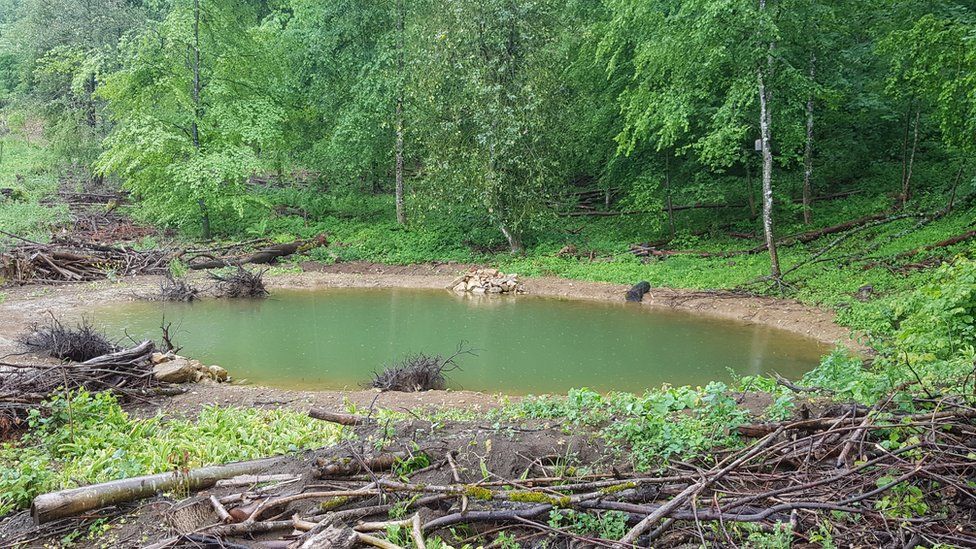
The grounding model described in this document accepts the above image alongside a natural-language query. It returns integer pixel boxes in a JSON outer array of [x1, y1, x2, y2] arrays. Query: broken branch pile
[[0, 237, 170, 284], [0, 340, 158, 435], [20, 394, 976, 547], [1, 232, 329, 286]]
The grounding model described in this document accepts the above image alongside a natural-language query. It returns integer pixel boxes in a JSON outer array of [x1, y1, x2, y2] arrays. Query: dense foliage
[[1, 0, 974, 260]]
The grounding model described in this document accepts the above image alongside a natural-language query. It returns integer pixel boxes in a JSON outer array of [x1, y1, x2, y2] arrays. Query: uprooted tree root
[[368, 342, 476, 392], [210, 266, 269, 298], [12, 390, 975, 548], [17, 317, 117, 362]]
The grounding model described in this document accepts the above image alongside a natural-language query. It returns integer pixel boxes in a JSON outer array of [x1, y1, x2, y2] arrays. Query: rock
[[151, 352, 173, 365], [450, 268, 523, 295], [153, 357, 200, 384], [153, 355, 229, 383], [209, 365, 229, 381]]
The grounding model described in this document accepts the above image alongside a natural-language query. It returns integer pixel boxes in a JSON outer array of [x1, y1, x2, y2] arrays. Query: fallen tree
[[184, 234, 328, 270], [0, 236, 170, 284], [0, 232, 329, 286], [31, 457, 281, 524]]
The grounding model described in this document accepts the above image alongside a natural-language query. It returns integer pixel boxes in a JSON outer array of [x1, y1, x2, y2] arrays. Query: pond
[[94, 288, 831, 394]]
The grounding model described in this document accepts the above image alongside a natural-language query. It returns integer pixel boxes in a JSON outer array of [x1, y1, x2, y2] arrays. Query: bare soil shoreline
[[0, 261, 857, 413]]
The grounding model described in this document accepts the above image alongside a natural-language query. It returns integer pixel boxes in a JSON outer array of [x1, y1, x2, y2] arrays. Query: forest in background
[[0, 0, 974, 267]]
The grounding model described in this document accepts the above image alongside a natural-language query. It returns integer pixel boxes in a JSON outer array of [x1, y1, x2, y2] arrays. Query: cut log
[[31, 457, 280, 524], [315, 451, 409, 477]]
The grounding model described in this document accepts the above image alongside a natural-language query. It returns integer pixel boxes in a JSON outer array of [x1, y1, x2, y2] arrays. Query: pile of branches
[[157, 274, 200, 302], [6, 382, 974, 547], [17, 317, 117, 362], [210, 266, 269, 298], [368, 343, 475, 392], [0, 340, 158, 436], [0, 235, 170, 284], [31, 392, 968, 548]]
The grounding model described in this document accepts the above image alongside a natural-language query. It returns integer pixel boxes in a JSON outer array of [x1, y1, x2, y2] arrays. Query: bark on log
[[31, 457, 280, 524], [308, 409, 374, 426], [300, 525, 358, 549]]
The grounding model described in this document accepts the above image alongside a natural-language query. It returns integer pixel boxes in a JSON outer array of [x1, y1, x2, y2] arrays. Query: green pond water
[[94, 288, 831, 394]]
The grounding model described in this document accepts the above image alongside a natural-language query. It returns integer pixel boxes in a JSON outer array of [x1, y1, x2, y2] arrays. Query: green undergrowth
[[0, 132, 69, 248], [0, 390, 345, 515]]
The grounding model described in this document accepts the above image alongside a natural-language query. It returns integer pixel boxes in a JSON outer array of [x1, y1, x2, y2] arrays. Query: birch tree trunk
[[758, 0, 780, 278], [499, 223, 522, 254], [394, 0, 406, 226], [901, 109, 920, 208], [802, 53, 815, 225]]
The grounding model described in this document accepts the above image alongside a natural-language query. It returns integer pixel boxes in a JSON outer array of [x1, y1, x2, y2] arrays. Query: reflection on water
[[93, 288, 831, 394]]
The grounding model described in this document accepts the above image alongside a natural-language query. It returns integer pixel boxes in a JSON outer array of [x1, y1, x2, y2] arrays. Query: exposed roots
[[18, 317, 117, 362], [210, 266, 268, 298], [368, 343, 476, 392]]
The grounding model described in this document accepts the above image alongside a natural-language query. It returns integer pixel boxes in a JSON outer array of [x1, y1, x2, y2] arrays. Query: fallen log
[[31, 456, 280, 524], [315, 451, 410, 477], [308, 409, 375, 426], [187, 234, 328, 270]]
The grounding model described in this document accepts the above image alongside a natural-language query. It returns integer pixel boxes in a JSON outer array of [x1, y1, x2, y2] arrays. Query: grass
[[0, 390, 346, 514]]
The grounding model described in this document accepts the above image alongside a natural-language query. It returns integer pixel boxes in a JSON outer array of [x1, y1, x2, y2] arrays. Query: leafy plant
[[0, 390, 344, 514]]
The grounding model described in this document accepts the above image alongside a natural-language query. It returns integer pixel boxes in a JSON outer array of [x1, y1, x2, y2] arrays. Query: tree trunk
[[84, 72, 97, 128], [802, 53, 815, 225], [757, 0, 780, 278], [947, 161, 966, 213], [499, 223, 522, 254], [198, 199, 211, 240], [899, 104, 911, 204], [394, 0, 406, 226], [902, 109, 920, 208], [664, 151, 675, 239], [745, 157, 756, 218], [191, 0, 210, 239]]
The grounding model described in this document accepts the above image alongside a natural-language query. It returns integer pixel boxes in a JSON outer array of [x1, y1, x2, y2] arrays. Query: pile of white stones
[[450, 268, 523, 295]]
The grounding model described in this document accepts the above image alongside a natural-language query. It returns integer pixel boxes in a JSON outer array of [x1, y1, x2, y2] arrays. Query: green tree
[[96, 0, 281, 237], [415, 0, 568, 252]]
